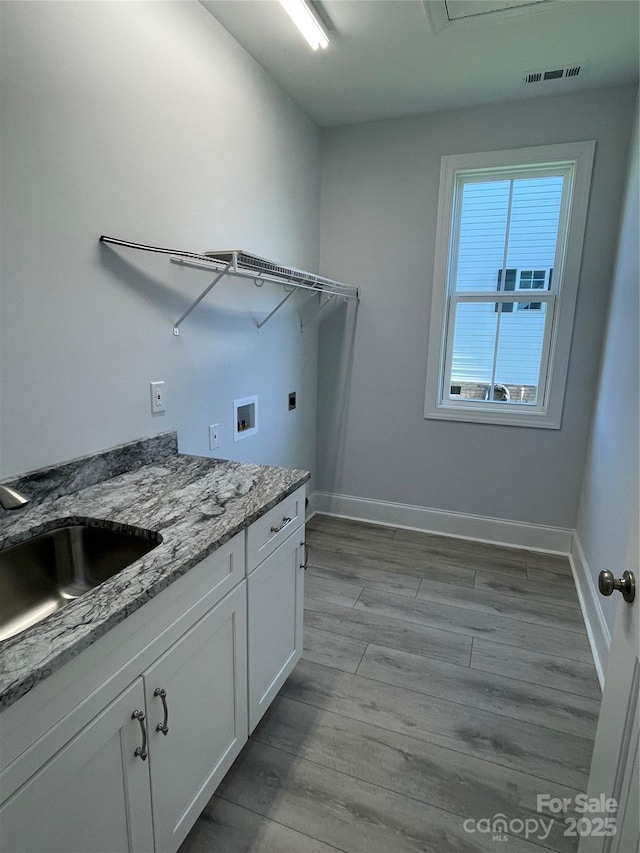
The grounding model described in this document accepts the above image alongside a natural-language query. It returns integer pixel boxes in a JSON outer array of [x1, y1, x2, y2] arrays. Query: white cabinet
[[0, 486, 306, 853], [246, 486, 306, 733], [0, 679, 154, 853], [143, 581, 247, 852], [0, 582, 247, 853], [248, 530, 305, 731], [0, 535, 248, 853]]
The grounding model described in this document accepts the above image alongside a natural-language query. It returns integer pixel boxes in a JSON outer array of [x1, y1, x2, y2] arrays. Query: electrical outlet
[[150, 381, 165, 414], [209, 423, 219, 451]]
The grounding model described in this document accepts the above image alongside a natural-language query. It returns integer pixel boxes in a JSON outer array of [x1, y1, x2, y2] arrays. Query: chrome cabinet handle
[[598, 570, 636, 603], [270, 516, 292, 534], [132, 710, 148, 760], [300, 540, 308, 570], [154, 687, 169, 735]]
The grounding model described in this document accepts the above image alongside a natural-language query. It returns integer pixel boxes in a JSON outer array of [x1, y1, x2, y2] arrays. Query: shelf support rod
[[173, 262, 231, 335], [300, 294, 335, 330], [256, 288, 295, 330]]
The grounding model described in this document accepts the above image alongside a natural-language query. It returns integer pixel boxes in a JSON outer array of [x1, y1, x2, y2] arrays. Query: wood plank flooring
[[180, 515, 601, 853]]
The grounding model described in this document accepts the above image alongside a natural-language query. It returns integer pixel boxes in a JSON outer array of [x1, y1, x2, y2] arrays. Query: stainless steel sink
[[0, 525, 160, 642]]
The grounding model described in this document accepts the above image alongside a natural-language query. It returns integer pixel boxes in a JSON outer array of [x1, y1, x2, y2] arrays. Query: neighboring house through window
[[424, 141, 595, 428], [496, 268, 552, 312]]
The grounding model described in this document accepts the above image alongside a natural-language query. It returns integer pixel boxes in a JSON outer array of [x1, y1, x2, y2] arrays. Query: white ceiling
[[200, 0, 639, 126]]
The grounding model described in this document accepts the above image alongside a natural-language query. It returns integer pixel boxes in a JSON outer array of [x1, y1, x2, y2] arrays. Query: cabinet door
[[248, 527, 305, 732], [143, 581, 247, 853], [0, 680, 154, 853]]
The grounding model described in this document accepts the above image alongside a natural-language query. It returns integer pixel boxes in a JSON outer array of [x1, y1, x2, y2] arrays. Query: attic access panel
[[444, 0, 549, 19], [425, 0, 553, 33]]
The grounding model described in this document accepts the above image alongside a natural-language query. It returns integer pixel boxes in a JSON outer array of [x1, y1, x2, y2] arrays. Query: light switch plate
[[209, 423, 219, 450]]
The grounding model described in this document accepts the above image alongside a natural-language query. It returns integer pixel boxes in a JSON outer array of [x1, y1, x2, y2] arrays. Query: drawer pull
[[300, 540, 308, 570], [154, 687, 169, 735], [270, 516, 292, 534], [132, 710, 148, 760]]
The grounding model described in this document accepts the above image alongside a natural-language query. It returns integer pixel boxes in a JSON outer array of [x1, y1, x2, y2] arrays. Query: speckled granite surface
[[0, 433, 309, 710]]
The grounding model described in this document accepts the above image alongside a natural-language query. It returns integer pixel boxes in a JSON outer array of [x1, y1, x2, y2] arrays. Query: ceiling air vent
[[523, 62, 586, 85]]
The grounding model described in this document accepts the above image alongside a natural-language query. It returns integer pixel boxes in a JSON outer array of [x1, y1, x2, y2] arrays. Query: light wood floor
[[180, 515, 601, 853]]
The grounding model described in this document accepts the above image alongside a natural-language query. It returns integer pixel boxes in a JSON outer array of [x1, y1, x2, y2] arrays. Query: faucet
[[0, 485, 30, 510]]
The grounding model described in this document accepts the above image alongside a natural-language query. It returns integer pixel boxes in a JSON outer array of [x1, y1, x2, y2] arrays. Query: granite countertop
[[0, 432, 309, 710]]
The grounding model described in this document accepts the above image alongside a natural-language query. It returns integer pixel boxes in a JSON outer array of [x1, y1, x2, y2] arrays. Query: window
[[424, 141, 595, 428], [495, 268, 552, 311]]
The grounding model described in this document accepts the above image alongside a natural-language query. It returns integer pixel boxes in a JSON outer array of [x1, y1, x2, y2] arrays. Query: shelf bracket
[[300, 294, 335, 330], [172, 263, 231, 335], [256, 287, 296, 330]]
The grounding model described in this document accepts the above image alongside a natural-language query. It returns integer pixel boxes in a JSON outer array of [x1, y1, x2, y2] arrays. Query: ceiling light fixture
[[279, 0, 329, 50]]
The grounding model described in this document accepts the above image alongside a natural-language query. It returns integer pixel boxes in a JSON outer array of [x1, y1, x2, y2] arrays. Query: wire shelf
[[99, 236, 359, 333]]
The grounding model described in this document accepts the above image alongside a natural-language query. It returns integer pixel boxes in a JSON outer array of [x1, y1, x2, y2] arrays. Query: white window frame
[[424, 141, 595, 429], [516, 268, 551, 293]]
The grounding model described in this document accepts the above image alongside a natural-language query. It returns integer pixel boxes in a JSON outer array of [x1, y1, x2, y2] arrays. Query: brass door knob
[[598, 570, 636, 603]]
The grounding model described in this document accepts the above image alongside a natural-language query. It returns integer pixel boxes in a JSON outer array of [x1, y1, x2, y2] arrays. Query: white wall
[[575, 99, 639, 636], [317, 85, 637, 530], [0, 1, 320, 480]]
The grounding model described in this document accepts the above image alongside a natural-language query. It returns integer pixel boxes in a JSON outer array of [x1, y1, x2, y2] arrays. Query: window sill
[[424, 402, 561, 429]]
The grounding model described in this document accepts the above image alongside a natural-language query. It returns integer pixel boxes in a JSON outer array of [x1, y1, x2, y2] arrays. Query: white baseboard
[[313, 490, 573, 554], [570, 534, 610, 688]]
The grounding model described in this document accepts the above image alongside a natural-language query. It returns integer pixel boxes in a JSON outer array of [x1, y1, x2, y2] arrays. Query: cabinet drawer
[[246, 486, 305, 572]]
